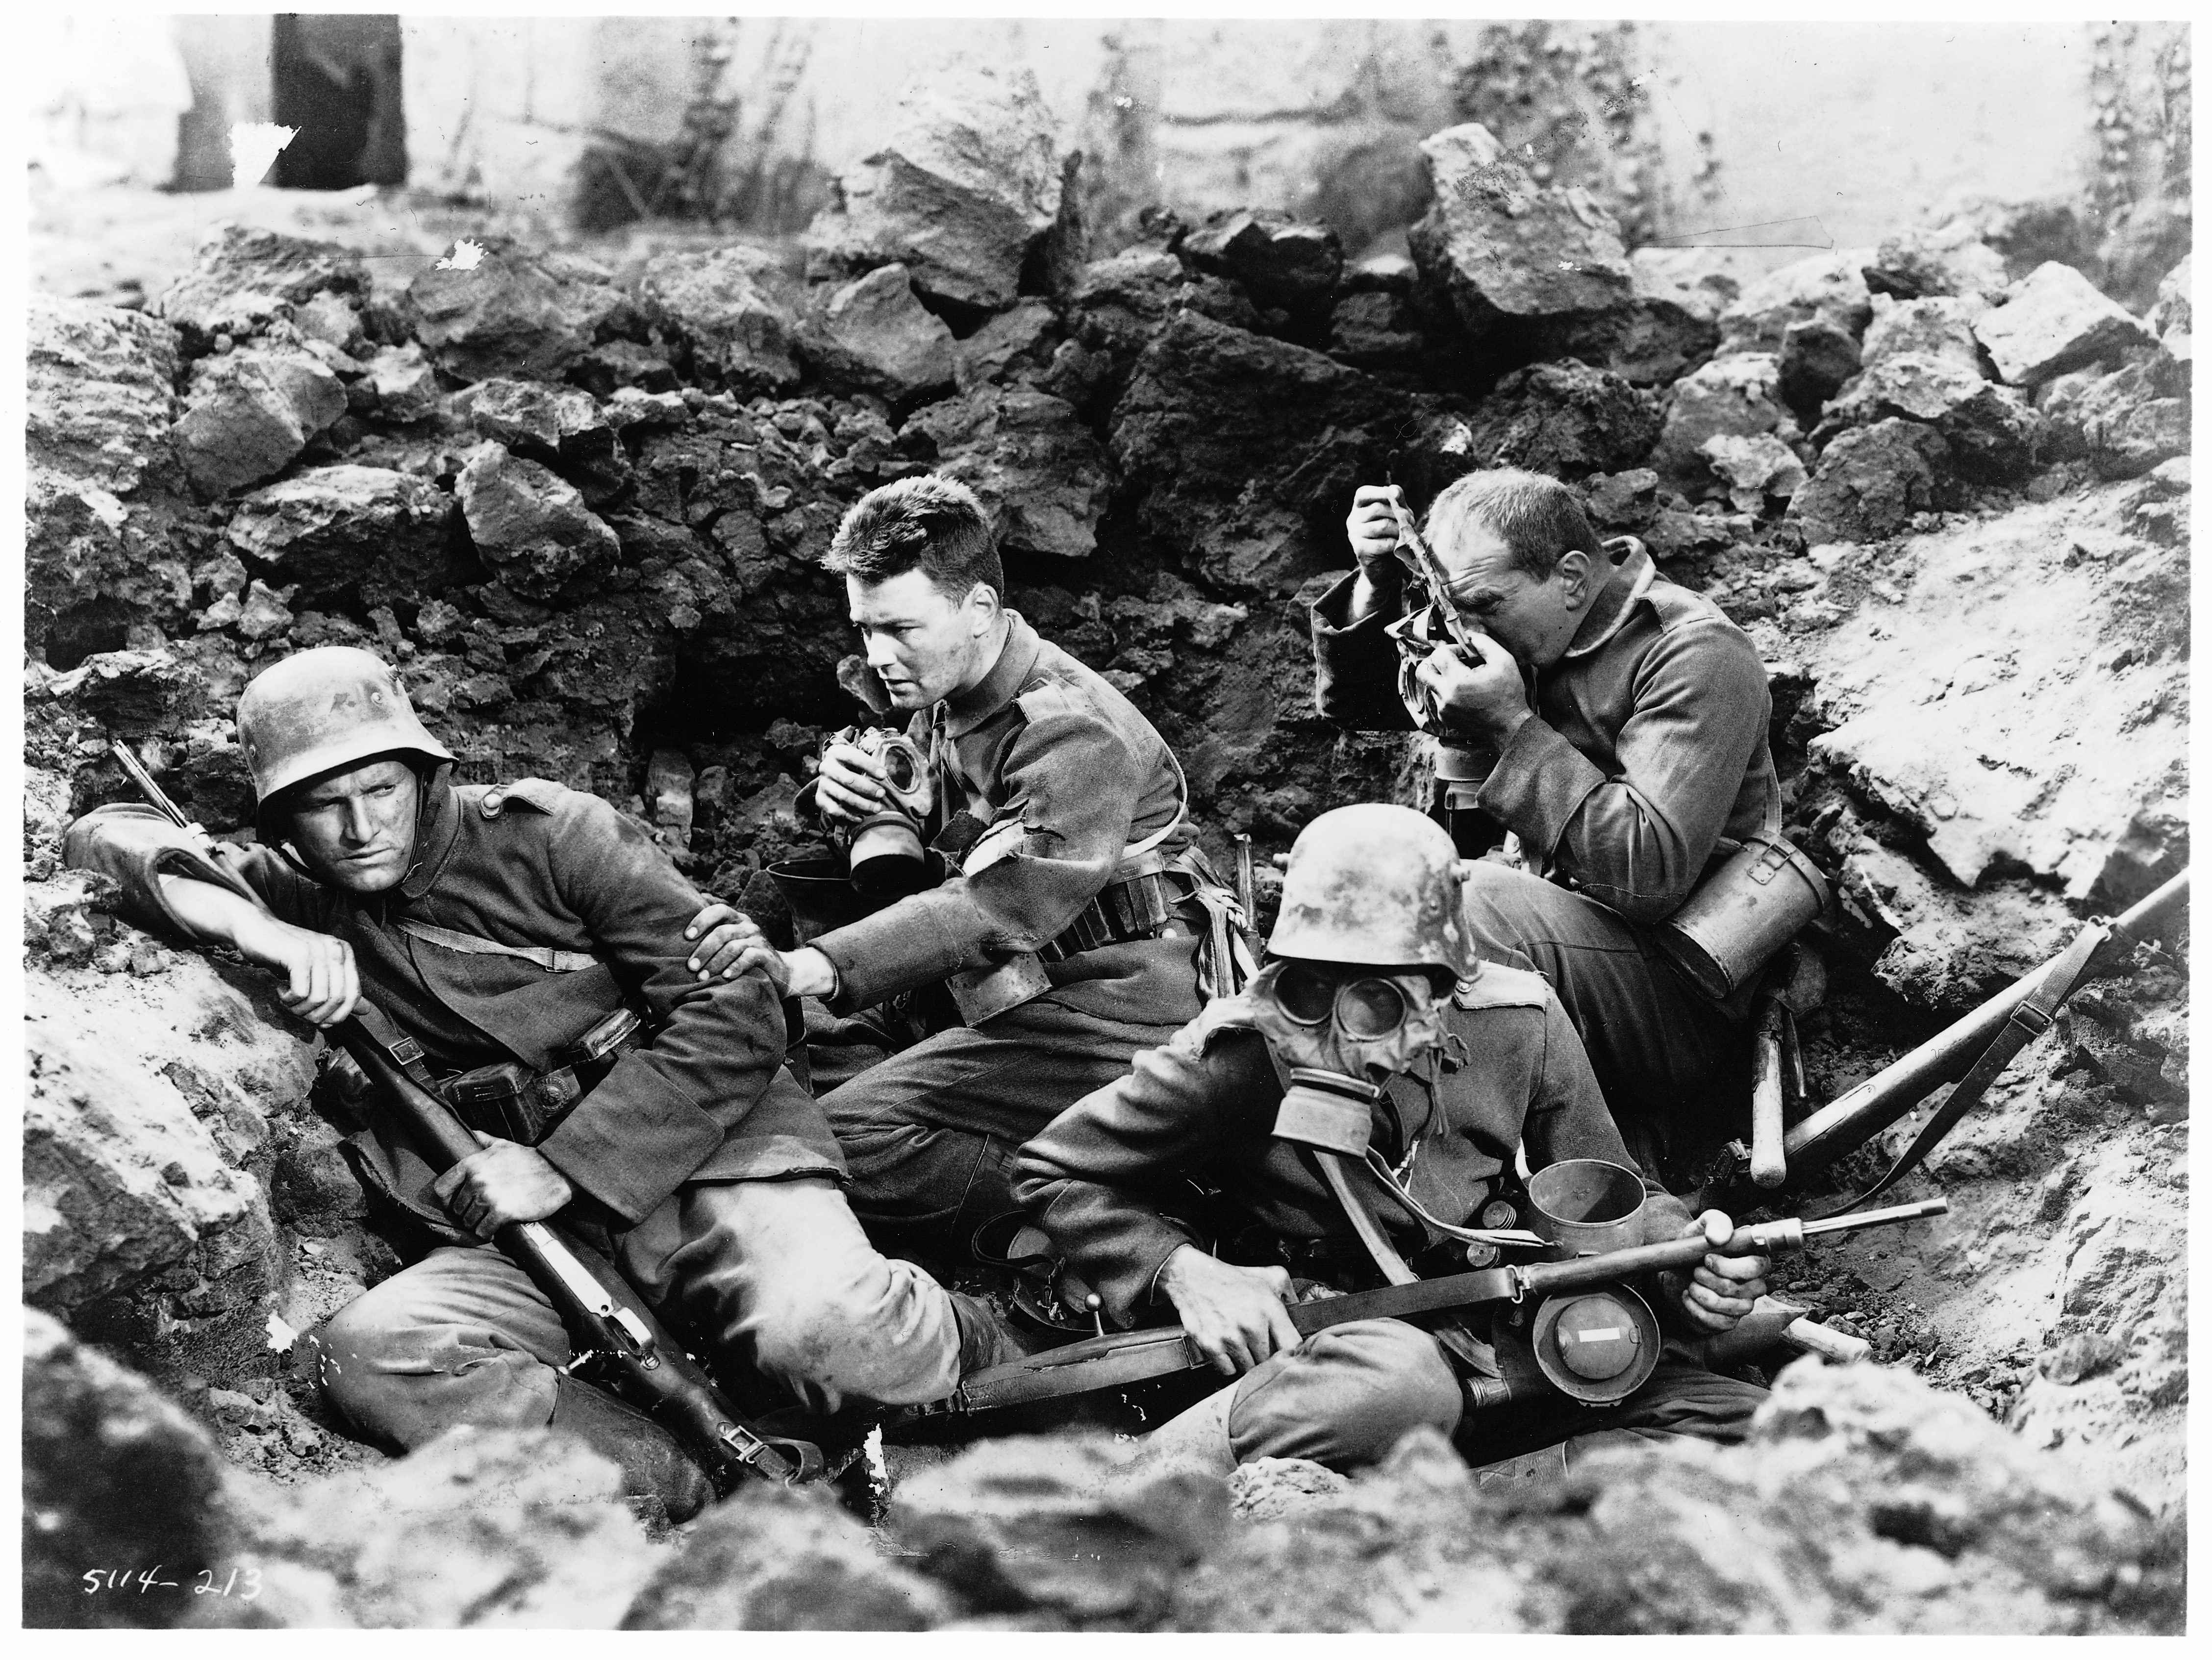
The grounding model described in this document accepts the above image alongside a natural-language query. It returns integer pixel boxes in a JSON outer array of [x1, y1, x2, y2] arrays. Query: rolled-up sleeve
[[63, 804, 328, 932], [808, 696, 1155, 1011], [1479, 619, 1770, 921], [532, 795, 790, 1224]]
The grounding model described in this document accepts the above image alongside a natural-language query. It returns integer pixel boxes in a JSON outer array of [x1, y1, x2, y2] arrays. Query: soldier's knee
[[744, 1273, 957, 1408], [1232, 1319, 1461, 1466], [310, 1289, 413, 1434]]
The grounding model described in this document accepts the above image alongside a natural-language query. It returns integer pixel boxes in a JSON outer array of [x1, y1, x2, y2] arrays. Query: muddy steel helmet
[[236, 646, 454, 809], [1268, 803, 1475, 978]]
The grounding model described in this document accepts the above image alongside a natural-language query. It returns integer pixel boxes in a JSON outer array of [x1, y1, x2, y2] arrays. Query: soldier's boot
[[948, 1290, 1040, 1374], [548, 1374, 717, 1525]]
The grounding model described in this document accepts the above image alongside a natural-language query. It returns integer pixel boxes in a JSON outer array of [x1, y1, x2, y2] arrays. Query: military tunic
[[800, 612, 1212, 1248], [1308, 539, 1782, 1153], [1011, 967, 1764, 1474]]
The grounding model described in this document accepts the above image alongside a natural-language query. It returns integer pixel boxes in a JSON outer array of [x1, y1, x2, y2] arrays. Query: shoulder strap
[[395, 917, 598, 974]]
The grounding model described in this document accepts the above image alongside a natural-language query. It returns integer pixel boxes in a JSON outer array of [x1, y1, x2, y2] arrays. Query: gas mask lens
[[1271, 962, 1410, 1039]]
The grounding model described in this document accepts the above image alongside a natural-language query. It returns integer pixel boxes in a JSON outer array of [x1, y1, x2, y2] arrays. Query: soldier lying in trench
[[64, 643, 1031, 1523], [1011, 804, 1775, 1478]]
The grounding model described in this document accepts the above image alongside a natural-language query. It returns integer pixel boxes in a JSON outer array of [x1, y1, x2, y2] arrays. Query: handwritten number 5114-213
[[80, 1565, 262, 1599]]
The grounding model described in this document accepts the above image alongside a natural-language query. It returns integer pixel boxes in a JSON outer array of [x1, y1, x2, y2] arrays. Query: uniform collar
[[942, 612, 1040, 738], [398, 766, 462, 901], [1562, 536, 1655, 660]]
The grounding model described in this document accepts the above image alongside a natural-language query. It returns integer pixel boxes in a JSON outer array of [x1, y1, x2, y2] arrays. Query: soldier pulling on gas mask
[[1011, 803, 1775, 1478]]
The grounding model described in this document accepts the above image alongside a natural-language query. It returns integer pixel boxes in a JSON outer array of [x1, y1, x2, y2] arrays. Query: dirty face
[[848, 567, 1003, 711], [1433, 519, 1594, 669], [284, 757, 422, 893]]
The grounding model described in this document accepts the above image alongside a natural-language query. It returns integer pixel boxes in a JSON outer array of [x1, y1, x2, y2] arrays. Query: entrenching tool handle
[[1749, 999, 1788, 1189]]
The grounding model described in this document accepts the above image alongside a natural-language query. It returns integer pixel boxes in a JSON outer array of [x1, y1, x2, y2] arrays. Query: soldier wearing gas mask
[[1011, 804, 1772, 1477], [682, 475, 1245, 1256]]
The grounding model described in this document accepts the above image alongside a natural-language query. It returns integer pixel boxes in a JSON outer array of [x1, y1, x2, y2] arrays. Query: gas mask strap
[[1314, 1149, 1502, 1380]]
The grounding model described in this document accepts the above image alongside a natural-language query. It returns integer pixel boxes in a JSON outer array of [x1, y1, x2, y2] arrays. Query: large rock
[[1701, 432, 1807, 515], [154, 224, 371, 353], [1327, 290, 1428, 371], [1180, 208, 1344, 322], [2037, 358, 2189, 480], [1971, 262, 2157, 388], [1830, 839, 2081, 1009], [1552, 259, 1724, 386], [1066, 248, 1263, 366], [172, 344, 348, 498], [1717, 249, 1876, 354], [242, 1427, 664, 1627], [24, 1309, 247, 1628], [2146, 254, 2189, 353], [1860, 294, 1986, 370], [25, 296, 194, 664], [636, 247, 800, 393], [1787, 418, 1950, 543], [23, 946, 309, 1340], [454, 442, 621, 601], [623, 1482, 949, 1629], [1861, 225, 2010, 302], [1813, 353, 2041, 482], [798, 264, 956, 407], [952, 298, 1061, 392], [1107, 308, 1426, 592], [1777, 317, 1863, 421], [805, 65, 1069, 314], [1456, 359, 1663, 478], [1804, 483, 2187, 898], [226, 466, 456, 610], [362, 342, 439, 424], [1408, 124, 1637, 345], [404, 239, 626, 383], [888, 1434, 1229, 1625], [910, 388, 1112, 557], [1654, 352, 1788, 475], [464, 377, 630, 503]]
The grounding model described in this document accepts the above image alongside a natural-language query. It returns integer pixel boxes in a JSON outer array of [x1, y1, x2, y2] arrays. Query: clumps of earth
[[22, 67, 2188, 1630]]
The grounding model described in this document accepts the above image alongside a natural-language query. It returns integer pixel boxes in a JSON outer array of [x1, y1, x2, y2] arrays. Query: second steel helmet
[[1268, 803, 1474, 978], [236, 646, 454, 810]]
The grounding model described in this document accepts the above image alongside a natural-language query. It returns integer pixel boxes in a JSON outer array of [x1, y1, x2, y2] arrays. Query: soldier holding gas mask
[[1012, 805, 1771, 1478], [683, 475, 1244, 1257]]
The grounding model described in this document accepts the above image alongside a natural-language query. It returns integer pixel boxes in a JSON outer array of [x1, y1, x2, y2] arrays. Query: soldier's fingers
[[683, 902, 741, 941], [722, 944, 784, 985], [693, 921, 764, 976], [1265, 1301, 1304, 1357]]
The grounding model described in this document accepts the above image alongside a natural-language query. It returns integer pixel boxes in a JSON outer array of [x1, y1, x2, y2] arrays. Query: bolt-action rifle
[[894, 1197, 1945, 1425], [109, 742, 823, 1488], [1700, 868, 2189, 1217]]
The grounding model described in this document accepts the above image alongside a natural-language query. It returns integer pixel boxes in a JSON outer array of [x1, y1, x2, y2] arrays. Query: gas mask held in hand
[[826, 726, 935, 897], [1249, 958, 1452, 1157]]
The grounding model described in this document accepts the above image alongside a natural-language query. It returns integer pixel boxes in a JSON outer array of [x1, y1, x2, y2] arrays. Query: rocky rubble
[[20, 67, 2191, 1629], [25, 1313, 2183, 1633]]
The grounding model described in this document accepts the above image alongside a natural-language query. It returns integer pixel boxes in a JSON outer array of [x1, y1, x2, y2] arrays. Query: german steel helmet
[[235, 646, 454, 806], [1268, 803, 1475, 976]]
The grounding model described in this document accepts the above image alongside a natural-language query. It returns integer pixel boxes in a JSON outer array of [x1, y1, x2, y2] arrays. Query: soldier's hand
[[1414, 637, 1531, 739], [1347, 484, 1408, 572], [235, 912, 360, 1026], [684, 902, 768, 980], [1663, 1209, 1771, 1333], [433, 1132, 574, 1238], [1157, 1245, 1304, 1376], [814, 740, 893, 825]]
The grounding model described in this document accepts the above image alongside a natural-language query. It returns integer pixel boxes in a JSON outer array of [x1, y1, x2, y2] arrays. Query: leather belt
[[1041, 870, 1181, 961]]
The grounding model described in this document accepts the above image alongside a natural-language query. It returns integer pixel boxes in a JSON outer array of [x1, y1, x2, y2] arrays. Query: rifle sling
[[1821, 917, 2111, 1217]]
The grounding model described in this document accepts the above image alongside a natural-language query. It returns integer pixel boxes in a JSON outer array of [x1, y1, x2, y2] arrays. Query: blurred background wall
[[28, 16, 2191, 265]]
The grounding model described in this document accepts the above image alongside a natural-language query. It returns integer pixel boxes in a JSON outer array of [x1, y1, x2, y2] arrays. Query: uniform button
[[482, 790, 505, 818]]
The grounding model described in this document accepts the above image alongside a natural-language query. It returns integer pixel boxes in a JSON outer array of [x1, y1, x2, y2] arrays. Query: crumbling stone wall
[[22, 65, 2190, 1625]]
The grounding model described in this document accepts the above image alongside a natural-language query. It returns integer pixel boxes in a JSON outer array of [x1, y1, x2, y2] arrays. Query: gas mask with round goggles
[[824, 726, 937, 897], [1246, 958, 1454, 1156]]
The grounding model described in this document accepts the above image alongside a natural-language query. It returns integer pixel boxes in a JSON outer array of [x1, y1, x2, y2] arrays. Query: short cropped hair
[[823, 474, 1004, 599], [1425, 469, 1600, 582]]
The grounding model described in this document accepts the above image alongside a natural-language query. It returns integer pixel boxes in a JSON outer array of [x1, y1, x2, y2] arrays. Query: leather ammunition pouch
[[1042, 864, 1180, 960], [437, 1006, 645, 1145]]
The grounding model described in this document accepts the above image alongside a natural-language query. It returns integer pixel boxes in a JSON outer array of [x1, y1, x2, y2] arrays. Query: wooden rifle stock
[[1706, 869, 2188, 1211]]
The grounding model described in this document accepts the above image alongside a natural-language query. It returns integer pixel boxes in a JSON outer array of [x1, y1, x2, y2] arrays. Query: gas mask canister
[[1250, 959, 1451, 1157]]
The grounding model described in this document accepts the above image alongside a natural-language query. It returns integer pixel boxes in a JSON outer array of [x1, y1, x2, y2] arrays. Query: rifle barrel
[[1784, 870, 2187, 1176]]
